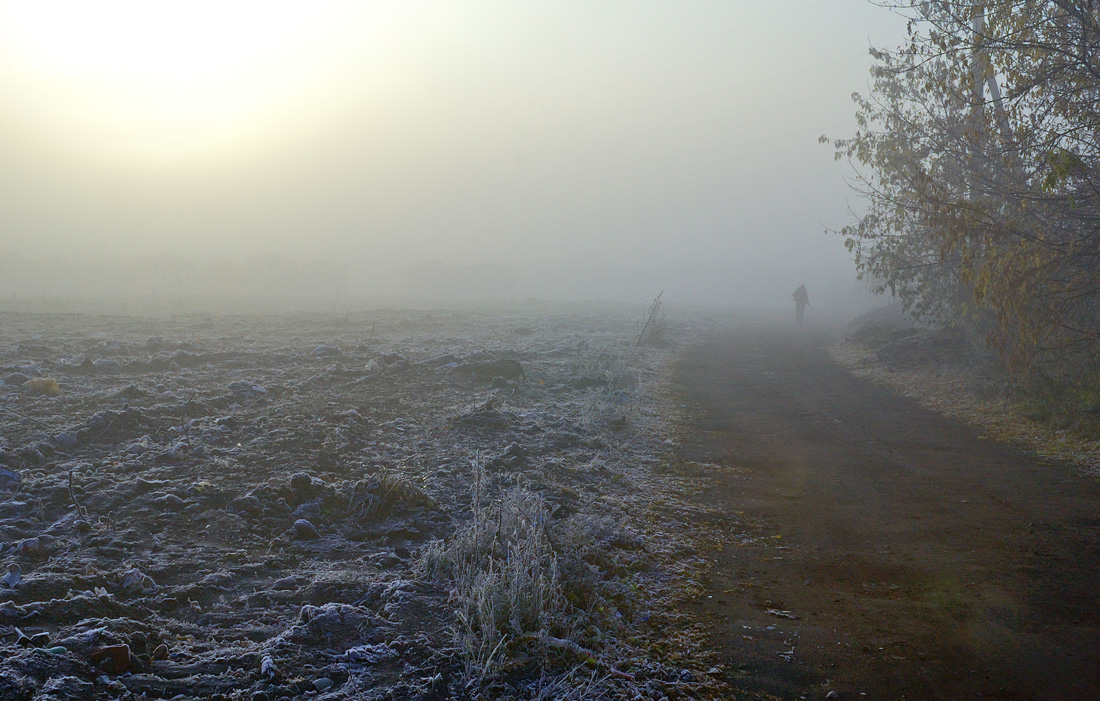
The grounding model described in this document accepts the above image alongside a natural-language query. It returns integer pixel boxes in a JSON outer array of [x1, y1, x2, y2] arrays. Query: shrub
[[421, 489, 561, 678], [347, 466, 434, 521], [420, 486, 645, 688]]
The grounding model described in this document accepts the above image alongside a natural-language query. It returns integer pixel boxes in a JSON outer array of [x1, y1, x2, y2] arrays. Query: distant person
[[793, 284, 809, 323]]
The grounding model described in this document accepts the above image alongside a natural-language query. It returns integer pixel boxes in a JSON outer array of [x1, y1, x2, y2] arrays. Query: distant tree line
[[825, 0, 1100, 381]]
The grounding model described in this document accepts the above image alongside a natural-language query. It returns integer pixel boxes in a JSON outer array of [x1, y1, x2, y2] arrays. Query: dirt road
[[675, 322, 1100, 700]]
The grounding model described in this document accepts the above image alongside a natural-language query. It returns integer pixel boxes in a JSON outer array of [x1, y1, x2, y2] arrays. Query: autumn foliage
[[826, 1, 1100, 381]]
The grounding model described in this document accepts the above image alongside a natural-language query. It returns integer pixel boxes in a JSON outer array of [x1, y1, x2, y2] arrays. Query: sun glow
[[0, 1, 395, 166]]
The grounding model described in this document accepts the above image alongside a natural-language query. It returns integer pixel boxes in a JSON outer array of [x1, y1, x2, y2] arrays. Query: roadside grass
[[846, 320, 920, 349], [834, 331, 1100, 470], [1014, 372, 1100, 440], [568, 293, 667, 432]]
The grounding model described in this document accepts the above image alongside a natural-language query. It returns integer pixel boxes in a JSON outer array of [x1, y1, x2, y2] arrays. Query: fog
[[0, 1, 905, 311]]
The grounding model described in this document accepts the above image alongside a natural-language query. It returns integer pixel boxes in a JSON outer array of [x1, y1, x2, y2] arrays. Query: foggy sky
[[0, 1, 906, 305]]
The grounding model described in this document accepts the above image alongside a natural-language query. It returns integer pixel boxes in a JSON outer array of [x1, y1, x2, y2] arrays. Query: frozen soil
[[0, 305, 732, 701]]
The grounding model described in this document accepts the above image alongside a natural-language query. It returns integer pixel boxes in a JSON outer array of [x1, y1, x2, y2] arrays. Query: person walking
[[793, 284, 809, 323]]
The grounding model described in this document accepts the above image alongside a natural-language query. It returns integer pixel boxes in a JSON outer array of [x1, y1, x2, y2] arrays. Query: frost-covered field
[[0, 303, 733, 700]]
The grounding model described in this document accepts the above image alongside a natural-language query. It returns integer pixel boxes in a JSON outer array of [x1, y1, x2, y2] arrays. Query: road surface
[[675, 322, 1100, 700]]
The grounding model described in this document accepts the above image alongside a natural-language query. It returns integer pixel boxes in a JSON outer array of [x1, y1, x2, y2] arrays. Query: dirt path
[[674, 322, 1100, 700]]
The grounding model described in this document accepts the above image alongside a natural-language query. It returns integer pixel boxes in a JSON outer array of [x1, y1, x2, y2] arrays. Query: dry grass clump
[[573, 349, 626, 381], [420, 486, 648, 693], [576, 388, 629, 432], [347, 467, 435, 520], [523, 666, 611, 700], [421, 490, 561, 676], [634, 291, 667, 348]]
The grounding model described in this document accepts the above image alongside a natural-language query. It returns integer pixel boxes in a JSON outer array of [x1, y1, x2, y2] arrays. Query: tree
[[826, 0, 1100, 378]]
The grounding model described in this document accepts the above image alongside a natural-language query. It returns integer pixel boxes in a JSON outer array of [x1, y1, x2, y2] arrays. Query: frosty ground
[[0, 303, 734, 700]]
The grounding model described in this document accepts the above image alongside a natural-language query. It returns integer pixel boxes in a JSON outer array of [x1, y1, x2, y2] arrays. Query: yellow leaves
[[834, 0, 1100, 379], [1041, 148, 1086, 192]]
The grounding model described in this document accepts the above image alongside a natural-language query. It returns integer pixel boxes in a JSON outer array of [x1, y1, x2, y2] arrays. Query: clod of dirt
[[461, 357, 525, 382], [344, 642, 398, 664], [0, 467, 19, 491], [52, 433, 77, 450], [231, 495, 262, 516], [568, 376, 610, 390], [111, 384, 147, 400], [272, 576, 299, 590], [2, 564, 21, 588], [15, 537, 46, 559], [119, 568, 156, 596], [228, 380, 267, 396], [152, 493, 186, 510], [39, 675, 94, 698], [424, 353, 458, 367], [25, 632, 51, 648], [289, 472, 312, 493], [293, 501, 322, 521], [292, 519, 320, 540], [277, 603, 384, 649], [90, 644, 132, 675], [366, 352, 410, 374], [260, 654, 279, 678]]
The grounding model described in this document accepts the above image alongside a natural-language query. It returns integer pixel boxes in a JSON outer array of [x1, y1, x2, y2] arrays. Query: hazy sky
[[0, 1, 907, 302]]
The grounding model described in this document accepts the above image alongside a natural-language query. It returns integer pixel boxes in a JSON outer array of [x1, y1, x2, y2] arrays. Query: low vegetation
[[837, 307, 1100, 467], [420, 485, 643, 688]]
